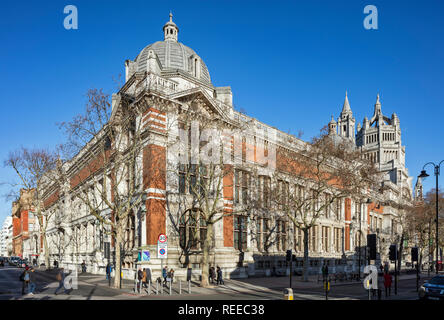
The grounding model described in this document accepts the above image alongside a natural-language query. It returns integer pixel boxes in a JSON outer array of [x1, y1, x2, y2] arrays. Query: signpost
[[158, 234, 168, 280]]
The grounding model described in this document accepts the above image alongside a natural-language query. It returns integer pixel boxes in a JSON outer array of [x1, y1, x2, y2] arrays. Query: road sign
[[158, 234, 168, 259], [158, 234, 167, 243]]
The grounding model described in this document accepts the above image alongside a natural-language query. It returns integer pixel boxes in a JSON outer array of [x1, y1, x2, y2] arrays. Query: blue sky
[[1, 0, 443, 223]]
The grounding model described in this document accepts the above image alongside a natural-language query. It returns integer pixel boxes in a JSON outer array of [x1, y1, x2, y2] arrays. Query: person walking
[[20, 267, 29, 295], [322, 262, 329, 282], [142, 268, 147, 289], [162, 266, 168, 286], [28, 267, 36, 295], [216, 266, 224, 285], [383, 271, 392, 297], [137, 268, 143, 293], [146, 267, 152, 284], [81, 260, 86, 273], [106, 263, 111, 280], [209, 266, 215, 284], [169, 268, 175, 284], [54, 268, 69, 295]]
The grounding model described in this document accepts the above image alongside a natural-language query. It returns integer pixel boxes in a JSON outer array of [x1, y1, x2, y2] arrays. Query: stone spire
[[341, 91, 352, 115], [370, 93, 383, 126], [163, 12, 179, 42]]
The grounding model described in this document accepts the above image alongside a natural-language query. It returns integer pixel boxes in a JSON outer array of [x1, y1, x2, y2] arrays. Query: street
[[0, 263, 433, 300]]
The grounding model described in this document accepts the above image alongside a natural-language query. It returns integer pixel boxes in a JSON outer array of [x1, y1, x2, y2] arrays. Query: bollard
[[161, 281, 163, 295], [148, 280, 151, 295], [283, 288, 293, 300], [179, 279, 182, 295], [169, 280, 172, 295], [156, 280, 158, 295], [188, 280, 191, 294]]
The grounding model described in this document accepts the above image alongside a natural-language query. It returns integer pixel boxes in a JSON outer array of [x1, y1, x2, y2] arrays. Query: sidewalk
[[28, 268, 432, 299]]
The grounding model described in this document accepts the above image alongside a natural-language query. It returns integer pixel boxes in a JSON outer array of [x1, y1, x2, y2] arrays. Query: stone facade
[[31, 14, 413, 280]]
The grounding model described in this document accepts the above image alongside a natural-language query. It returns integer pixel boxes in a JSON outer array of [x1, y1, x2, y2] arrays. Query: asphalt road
[[0, 263, 430, 300]]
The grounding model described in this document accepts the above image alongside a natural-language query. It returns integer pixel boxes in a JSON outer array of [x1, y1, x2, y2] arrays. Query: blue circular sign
[[159, 248, 166, 255]]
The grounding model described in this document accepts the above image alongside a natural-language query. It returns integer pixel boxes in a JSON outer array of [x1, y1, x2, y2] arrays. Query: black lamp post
[[418, 160, 444, 275]]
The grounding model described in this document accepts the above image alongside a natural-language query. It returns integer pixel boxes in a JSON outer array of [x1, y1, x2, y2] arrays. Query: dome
[[134, 13, 211, 84], [134, 41, 211, 84]]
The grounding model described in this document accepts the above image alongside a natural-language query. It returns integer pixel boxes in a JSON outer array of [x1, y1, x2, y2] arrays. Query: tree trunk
[[114, 229, 123, 288], [397, 234, 404, 274], [43, 233, 50, 270], [200, 224, 213, 287], [303, 228, 309, 282]]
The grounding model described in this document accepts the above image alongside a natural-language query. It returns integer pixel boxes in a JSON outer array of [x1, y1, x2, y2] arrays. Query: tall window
[[309, 226, 318, 252], [276, 220, 287, 251], [179, 164, 186, 194], [178, 211, 207, 250], [234, 215, 247, 251], [189, 164, 197, 195], [335, 198, 342, 220], [278, 180, 289, 209], [256, 218, 269, 251], [334, 228, 341, 252], [259, 175, 271, 208], [322, 226, 330, 252], [235, 169, 250, 205], [294, 227, 303, 252], [324, 193, 330, 218]]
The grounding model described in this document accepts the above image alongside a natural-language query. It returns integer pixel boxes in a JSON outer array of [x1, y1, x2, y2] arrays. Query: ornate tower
[[163, 12, 179, 42], [337, 91, 356, 142]]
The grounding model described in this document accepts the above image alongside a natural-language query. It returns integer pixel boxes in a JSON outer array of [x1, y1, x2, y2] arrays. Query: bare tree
[[164, 106, 253, 287], [4, 148, 59, 268], [270, 128, 381, 281], [58, 88, 145, 288]]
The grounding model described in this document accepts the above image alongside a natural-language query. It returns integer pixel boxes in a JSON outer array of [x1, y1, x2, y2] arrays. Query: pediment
[[169, 87, 228, 121]]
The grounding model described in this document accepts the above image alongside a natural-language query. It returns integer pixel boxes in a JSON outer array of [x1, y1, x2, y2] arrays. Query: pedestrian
[[162, 266, 168, 285], [322, 262, 329, 282], [20, 267, 29, 294], [383, 272, 392, 297], [169, 268, 175, 284], [146, 267, 152, 284], [106, 263, 111, 280], [137, 268, 143, 293], [209, 266, 215, 284], [216, 266, 224, 285], [54, 268, 69, 295], [28, 267, 36, 295], [142, 268, 147, 288], [81, 260, 86, 273]]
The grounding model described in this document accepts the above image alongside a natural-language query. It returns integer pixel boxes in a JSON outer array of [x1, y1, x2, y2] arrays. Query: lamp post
[[418, 160, 444, 275]]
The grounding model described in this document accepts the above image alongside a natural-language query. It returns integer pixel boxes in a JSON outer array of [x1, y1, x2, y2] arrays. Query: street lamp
[[418, 160, 444, 275]]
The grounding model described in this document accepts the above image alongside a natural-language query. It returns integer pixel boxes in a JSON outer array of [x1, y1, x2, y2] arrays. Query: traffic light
[[286, 250, 292, 261], [367, 234, 377, 260], [411, 247, 418, 262], [389, 244, 397, 261]]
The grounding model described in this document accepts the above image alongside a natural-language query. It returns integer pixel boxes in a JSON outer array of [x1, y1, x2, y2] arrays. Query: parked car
[[419, 275, 444, 300]]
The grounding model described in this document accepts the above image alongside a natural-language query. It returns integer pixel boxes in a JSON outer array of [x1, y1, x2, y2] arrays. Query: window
[[189, 164, 197, 195], [259, 175, 271, 208], [334, 228, 341, 252], [235, 169, 250, 205], [179, 164, 186, 194], [256, 218, 269, 251], [234, 215, 247, 251], [309, 226, 318, 252], [324, 193, 330, 218], [278, 180, 289, 209], [294, 227, 303, 252], [276, 220, 287, 251], [178, 211, 207, 250], [322, 226, 330, 252]]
